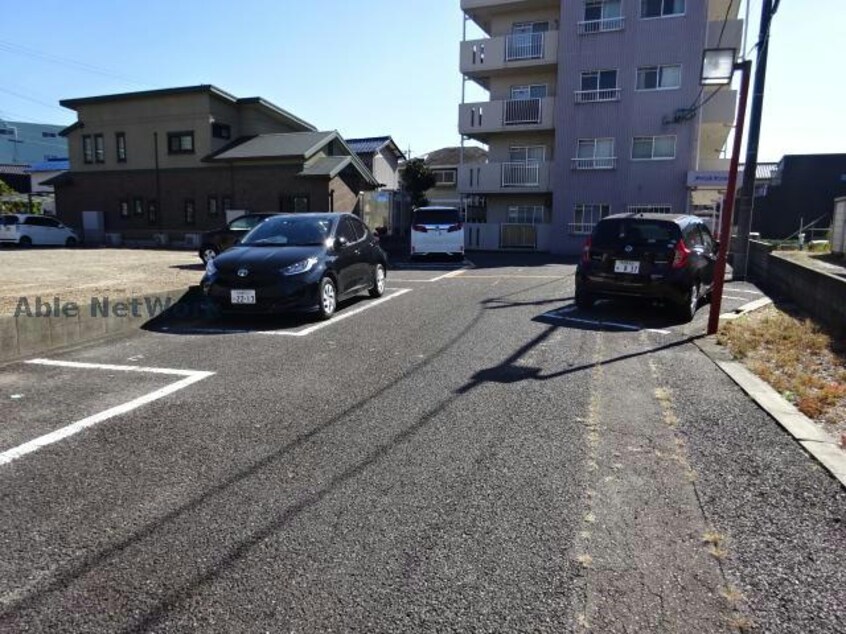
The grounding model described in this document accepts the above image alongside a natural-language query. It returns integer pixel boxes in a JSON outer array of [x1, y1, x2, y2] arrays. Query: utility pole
[[733, 0, 778, 279]]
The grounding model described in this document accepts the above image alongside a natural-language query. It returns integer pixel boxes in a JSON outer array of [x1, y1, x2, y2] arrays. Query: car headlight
[[205, 258, 217, 277], [282, 257, 318, 276]]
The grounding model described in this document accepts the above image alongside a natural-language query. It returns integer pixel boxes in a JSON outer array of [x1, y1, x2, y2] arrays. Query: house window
[[571, 203, 611, 234], [115, 133, 127, 162], [433, 169, 457, 186], [94, 134, 105, 163], [574, 138, 616, 169], [641, 0, 685, 18], [119, 199, 130, 219], [292, 195, 309, 213], [636, 65, 682, 90], [632, 135, 677, 160], [578, 70, 620, 102], [167, 131, 195, 154], [628, 204, 673, 214], [208, 195, 219, 217], [147, 200, 158, 224], [185, 199, 196, 225], [82, 135, 94, 164], [212, 123, 231, 139], [507, 205, 549, 224], [581, 0, 623, 33], [133, 197, 144, 216]]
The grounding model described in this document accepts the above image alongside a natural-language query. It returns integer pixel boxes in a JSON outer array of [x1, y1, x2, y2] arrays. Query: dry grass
[[718, 306, 846, 431]]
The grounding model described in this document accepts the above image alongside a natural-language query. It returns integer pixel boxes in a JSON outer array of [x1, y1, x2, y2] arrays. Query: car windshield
[[0, 215, 19, 225], [413, 208, 460, 225], [593, 219, 681, 247], [241, 216, 333, 246]]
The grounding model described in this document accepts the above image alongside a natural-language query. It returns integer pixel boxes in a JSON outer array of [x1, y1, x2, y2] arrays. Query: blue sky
[[0, 0, 842, 162]]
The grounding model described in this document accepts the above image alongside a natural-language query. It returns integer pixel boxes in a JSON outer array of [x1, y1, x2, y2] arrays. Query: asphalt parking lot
[[1, 254, 843, 632]]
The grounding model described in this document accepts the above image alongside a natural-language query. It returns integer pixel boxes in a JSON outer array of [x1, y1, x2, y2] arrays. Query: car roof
[[603, 212, 698, 224]]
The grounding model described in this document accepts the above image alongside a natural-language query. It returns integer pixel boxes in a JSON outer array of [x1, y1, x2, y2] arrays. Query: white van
[[0, 214, 79, 247], [410, 206, 464, 259]]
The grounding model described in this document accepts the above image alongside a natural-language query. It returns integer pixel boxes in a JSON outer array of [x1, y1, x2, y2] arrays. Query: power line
[[0, 87, 67, 112]]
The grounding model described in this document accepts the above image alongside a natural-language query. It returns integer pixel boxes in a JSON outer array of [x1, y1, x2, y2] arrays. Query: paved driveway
[[0, 254, 843, 632]]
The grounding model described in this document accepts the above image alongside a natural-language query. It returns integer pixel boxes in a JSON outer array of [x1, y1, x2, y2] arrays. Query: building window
[[115, 132, 127, 162], [577, 70, 620, 102], [82, 135, 94, 164], [208, 195, 219, 217], [509, 145, 545, 163], [167, 131, 195, 154], [507, 21, 549, 60], [571, 203, 610, 234], [119, 199, 130, 219], [148, 200, 158, 224], [94, 134, 105, 163], [632, 135, 677, 160], [133, 197, 144, 216], [580, 0, 624, 33], [212, 123, 231, 139], [292, 195, 309, 213], [573, 138, 616, 169], [636, 65, 682, 90], [185, 199, 196, 225], [433, 169, 457, 186], [507, 205, 549, 224], [641, 0, 685, 18], [510, 84, 547, 100], [628, 204, 673, 214]]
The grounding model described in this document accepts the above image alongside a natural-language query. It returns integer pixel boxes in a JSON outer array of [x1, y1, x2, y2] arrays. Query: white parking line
[[427, 269, 468, 282], [726, 288, 763, 295], [542, 308, 671, 334], [0, 360, 214, 466]]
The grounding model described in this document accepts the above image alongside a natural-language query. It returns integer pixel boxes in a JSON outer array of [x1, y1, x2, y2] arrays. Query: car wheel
[[575, 288, 594, 310], [677, 282, 700, 322], [19, 236, 32, 248], [200, 246, 218, 264], [65, 237, 77, 247], [317, 276, 337, 320], [369, 264, 386, 298]]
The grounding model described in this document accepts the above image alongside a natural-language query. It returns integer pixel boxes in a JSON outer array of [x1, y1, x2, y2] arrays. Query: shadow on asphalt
[[534, 298, 705, 332]]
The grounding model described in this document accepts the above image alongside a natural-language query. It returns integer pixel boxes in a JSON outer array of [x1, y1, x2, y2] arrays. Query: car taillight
[[672, 239, 691, 269], [447, 223, 463, 233], [581, 236, 592, 264], [412, 224, 428, 232]]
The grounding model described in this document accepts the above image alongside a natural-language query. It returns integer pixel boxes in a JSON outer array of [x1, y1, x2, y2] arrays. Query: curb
[[0, 287, 194, 366], [694, 299, 846, 489]]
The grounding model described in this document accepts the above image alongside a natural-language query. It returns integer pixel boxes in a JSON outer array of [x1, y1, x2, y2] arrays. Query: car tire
[[369, 264, 386, 298], [65, 237, 77, 247], [200, 246, 218, 264], [676, 282, 700, 322], [317, 276, 337, 320], [575, 289, 594, 310], [19, 236, 32, 247]]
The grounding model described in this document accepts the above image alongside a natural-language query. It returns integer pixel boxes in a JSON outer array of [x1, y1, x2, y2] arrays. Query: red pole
[[707, 60, 753, 336]]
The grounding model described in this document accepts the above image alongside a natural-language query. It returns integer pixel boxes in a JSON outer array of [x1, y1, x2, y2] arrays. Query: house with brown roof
[[346, 137, 405, 191], [51, 85, 379, 244]]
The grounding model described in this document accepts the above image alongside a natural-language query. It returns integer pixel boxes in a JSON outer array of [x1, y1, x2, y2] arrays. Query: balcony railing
[[501, 161, 540, 187], [571, 157, 617, 170], [505, 32, 544, 61], [578, 16, 625, 34], [503, 98, 542, 125], [575, 88, 621, 103]]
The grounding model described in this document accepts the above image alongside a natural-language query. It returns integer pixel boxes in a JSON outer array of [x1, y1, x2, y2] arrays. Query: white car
[[410, 206, 464, 259], [0, 214, 79, 247]]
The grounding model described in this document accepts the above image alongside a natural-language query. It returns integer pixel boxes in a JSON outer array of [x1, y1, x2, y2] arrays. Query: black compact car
[[575, 213, 718, 321], [198, 213, 279, 264], [202, 213, 388, 319]]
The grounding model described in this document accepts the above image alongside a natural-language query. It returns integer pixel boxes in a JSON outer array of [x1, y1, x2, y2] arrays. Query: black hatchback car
[[575, 213, 718, 321], [202, 213, 388, 319], [198, 213, 279, 264]]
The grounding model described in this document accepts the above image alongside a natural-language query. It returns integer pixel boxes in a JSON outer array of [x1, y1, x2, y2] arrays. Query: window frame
[[211, 122, 231, 140], [432, 169, 457, 186], [635, 64, 682, 91], [640, 0, 686, 19], [631, 135, 677, 161], [571, 203, 611, 235], [115, 132, 127, 163], [506, 205, 550, 224], [94, 134, 105, 163], [510, 84, 548, 100], [82, 135, 94, 164], [207, 195, 219, 217], [132, 196, 144, 217], [147, 199, 158, 225], [119, 199, 130, 219], [184, 199, 196, 225], [167, 131, 195, 155]]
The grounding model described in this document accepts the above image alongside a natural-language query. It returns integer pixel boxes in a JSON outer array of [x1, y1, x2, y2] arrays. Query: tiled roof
[[346, 136, 405, 160], [299, 156, 352, 178], [420, 146, 488, 167], [209, 131, 336, 160]]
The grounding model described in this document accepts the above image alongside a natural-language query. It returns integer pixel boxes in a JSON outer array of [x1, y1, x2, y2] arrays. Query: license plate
[[230, 289, 256, 304], [614, 260, 640, 274]]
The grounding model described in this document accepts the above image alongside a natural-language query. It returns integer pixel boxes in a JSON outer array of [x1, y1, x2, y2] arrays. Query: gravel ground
[[0, 248, 203, 315]]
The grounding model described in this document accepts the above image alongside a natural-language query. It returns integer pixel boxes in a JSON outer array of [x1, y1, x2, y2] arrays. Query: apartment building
[[459, 0, 742, 254], [52, 85, 378, 243]]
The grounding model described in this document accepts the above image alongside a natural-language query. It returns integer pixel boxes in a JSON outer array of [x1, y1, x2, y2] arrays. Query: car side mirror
[[334, 236, 349, 250]]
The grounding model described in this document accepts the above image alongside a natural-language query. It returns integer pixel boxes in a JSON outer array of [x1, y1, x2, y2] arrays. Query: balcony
[[574, 88, 621, 103], [571, 157, 617, 170], [459, 96, 555, 139], [461, 31, 558, 81], [461, 0, 560, 33], [459, 161, 553, 193], [577, 16, 625, 35], [701, 88, 738, 125]]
